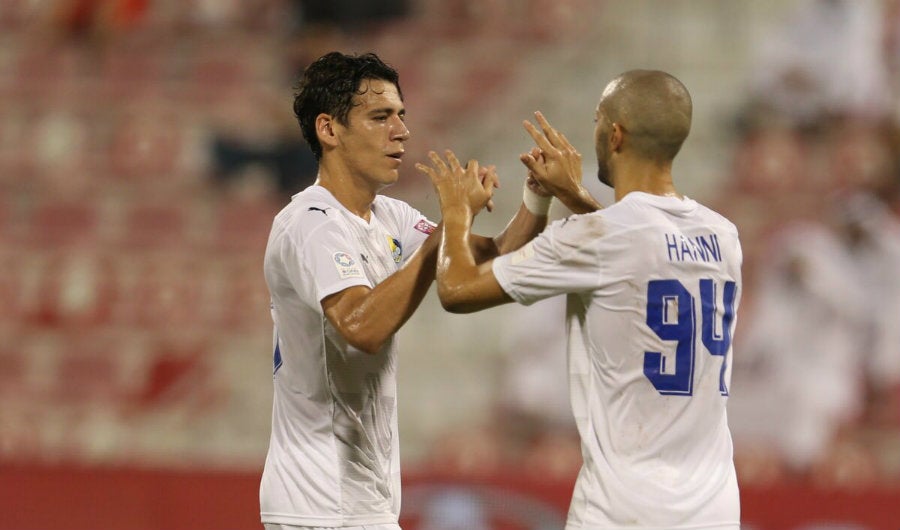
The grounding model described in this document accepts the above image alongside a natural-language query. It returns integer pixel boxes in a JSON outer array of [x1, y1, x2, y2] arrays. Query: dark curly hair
[[292, 52, 402, 160]]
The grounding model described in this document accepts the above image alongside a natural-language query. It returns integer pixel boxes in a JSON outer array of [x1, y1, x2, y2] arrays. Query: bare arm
[[468, 164, 551, 263], [321, 224, 440, 354], [417, 151, 515, 313]]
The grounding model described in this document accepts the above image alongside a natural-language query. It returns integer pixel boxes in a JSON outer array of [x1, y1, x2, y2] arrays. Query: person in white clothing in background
[[259, 51, 551, 530], [417, 70, 743, 529]]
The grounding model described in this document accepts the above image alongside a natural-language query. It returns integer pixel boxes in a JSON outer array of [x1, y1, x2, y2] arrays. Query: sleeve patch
[[333, 252, 364, 279], [414, 219, 437, 234]]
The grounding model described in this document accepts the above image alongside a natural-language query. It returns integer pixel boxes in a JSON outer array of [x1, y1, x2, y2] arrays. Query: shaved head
[[597, 70, 692, 163]]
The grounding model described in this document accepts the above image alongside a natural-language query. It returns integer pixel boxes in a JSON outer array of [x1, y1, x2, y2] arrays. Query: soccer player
[[259, 51, 550, 530], [417, 70, 743, 529]]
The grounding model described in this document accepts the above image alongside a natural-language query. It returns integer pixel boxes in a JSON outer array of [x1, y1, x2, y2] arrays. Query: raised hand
[[519, 111, 584, 198], [523, 147, 552, 199], [479, 163, 500, 212], [416, 150, 494, 219]]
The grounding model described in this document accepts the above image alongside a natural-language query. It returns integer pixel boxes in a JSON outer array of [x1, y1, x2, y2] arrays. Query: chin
[[376, 172, 400, 189], [597, 171, 613, 188]]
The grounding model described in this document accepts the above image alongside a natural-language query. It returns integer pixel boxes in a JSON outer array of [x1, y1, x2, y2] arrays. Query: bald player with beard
[[418, 70, 743, 529]]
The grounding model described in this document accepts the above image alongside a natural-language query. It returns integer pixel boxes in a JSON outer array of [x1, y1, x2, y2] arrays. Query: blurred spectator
[[729, 222, 868, 482], [207, 77, 318, 202], [287, 0, 410, 33], [46, 0, 150, 41], [743, 0, 893, 130], [209, 125, 318, 202], [832, 192, 900, 428]]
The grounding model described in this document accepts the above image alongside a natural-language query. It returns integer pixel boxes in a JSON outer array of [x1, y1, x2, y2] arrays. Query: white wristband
[[523, 184, 552, 216]]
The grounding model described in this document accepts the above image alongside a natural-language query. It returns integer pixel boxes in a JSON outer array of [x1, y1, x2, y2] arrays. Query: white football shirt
[[493, 192, 742, 530], [260, 185, 435, 527]]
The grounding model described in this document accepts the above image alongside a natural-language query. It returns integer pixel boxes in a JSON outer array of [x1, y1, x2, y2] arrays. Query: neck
[[316, 161, 378, 220], [612, 157, 682, 202]]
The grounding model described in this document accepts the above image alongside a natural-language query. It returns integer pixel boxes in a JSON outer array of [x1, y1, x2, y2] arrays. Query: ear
[[610, 123, 625, 153], [316, 113, 338, 150]]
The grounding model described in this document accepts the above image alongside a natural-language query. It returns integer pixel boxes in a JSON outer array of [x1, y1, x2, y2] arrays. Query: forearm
[[554, 185, 602, 214], [326, 229, 440, 353], [437, 211, 510, 313], [492, 203, 548, 255], [472, 184, 551, 262], [438, 211, 480, 306]]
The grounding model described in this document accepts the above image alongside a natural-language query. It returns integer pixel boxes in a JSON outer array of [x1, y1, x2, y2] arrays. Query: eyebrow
[[368, 106, 405, 115]]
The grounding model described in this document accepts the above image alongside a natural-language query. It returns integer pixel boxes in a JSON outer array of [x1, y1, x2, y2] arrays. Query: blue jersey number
[[644, 279, 736, 396]]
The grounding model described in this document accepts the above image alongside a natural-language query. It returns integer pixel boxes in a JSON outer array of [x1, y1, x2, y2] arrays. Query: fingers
[[533, 111, 563, 147], [479, 164, 496, 212], [523, 119, 554, 153], [415, 162, 437, 186], [558, 131, 582, 160], [481, 165, 500, 190], [444, 149, 463, 174], [530, 111, 567, 152], [428, 150, 449, 174], [519, 151, 541, 174]]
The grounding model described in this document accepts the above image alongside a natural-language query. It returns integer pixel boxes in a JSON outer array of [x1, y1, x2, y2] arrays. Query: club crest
[[387, 236, 402, 263]]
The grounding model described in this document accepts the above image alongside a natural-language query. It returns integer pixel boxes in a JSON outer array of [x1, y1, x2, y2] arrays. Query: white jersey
[[493, 192, 742, 530], [260, 185, 435, 527]]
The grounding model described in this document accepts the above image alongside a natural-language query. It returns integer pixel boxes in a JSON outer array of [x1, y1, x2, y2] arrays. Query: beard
[[596, 164, 613, 188], [595, 146, 613, 188]]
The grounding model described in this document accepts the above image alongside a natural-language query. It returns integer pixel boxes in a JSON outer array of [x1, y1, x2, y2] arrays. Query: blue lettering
[[699, 235, 719, 262], [692, 236, 708, 261], [680, 237, 696, 261], [666, 233, 679, 261], [665, 233, 724, 263]]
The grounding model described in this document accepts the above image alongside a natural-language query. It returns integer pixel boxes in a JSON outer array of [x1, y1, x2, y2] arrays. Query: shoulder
[[694, 202, 740, 237], [273, 187, 343, 238], [539, 211, 613, 255], [374, 194, 436, 234], [373, 194, 417, 217]]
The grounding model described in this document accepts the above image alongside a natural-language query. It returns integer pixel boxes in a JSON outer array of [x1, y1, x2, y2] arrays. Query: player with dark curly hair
[[260, 51, 552, 530]]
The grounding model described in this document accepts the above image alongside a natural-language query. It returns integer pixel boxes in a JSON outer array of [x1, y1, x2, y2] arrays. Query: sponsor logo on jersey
[[414, 219, 436, 234], [387, 236, 403, 263], [333, 252, 363, 278], [308, 206, 330, 216]]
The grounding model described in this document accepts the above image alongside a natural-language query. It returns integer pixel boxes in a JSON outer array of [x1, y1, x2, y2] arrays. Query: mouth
[[386, 152, 404, 167]]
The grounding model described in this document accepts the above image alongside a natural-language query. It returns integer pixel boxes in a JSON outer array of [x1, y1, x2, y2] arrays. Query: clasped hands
[[416, 111, 582, 219]]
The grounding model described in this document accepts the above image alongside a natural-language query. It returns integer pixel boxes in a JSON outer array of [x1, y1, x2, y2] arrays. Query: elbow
[[346, 335, 386, 355], [338, 321, 387, 355], [437, 283, 474, 314]]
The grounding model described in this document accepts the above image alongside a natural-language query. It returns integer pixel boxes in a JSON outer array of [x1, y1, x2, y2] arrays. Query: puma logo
[[308, 206, 330, 216]]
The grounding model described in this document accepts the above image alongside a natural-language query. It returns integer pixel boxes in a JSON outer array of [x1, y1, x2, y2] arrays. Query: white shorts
[[263, 523, 402, 530]]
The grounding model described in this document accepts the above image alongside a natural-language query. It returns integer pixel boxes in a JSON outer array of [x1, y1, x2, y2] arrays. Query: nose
[[392, 116, 410, 141]]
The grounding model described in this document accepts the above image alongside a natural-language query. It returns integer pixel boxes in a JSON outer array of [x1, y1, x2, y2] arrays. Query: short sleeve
[[282, 218, 373, 303], [492, 214, 607, 305]]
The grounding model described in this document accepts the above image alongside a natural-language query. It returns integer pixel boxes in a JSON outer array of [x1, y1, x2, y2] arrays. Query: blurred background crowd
[[2, 0, 900, 527]]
